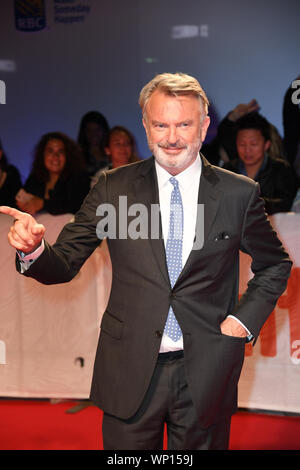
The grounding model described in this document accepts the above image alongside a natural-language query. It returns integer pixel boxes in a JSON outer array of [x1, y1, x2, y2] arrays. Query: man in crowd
[[223, 112, 297, 214]]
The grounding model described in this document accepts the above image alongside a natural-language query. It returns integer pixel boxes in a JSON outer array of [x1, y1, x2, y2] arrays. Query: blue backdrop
[[0, 0, 299, 181]]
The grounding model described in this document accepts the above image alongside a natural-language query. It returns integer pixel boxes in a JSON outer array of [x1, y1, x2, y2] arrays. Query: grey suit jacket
[[19, 155, 292, 427]]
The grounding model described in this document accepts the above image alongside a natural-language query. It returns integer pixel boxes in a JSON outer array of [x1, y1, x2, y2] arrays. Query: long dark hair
[[77, 111, 109, 163], [31, 132, 85, 182], [77, 111, 110, 155]]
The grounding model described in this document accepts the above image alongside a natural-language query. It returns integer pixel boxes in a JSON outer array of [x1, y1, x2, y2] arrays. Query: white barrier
[[0, 212, 299, 412], [0, 213, 111, 399]]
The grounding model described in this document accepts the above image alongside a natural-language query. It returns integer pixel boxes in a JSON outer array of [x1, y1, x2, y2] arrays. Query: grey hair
[[139, 72, 209, 118]]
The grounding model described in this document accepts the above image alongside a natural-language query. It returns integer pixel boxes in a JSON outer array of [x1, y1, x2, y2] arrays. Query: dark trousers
[[102, 352, 231, 450]]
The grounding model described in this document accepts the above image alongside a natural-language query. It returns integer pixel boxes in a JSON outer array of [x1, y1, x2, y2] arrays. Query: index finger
[[0, 206, 25, 220]]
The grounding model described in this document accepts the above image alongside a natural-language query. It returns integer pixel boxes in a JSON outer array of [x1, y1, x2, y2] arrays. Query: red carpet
[[0, 399, 299, 450]]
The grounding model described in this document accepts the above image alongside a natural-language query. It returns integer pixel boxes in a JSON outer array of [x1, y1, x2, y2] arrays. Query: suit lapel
[[175, 155, 222, 284], [198, 155, 222, 242], [133, 157, 170, 286]]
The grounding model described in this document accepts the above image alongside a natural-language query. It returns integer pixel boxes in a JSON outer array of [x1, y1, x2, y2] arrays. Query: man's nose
[[167, 125, 178, 144]]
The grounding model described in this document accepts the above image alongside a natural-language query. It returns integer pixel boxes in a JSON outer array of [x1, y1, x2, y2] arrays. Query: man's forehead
[[237, 129, 265, 140]]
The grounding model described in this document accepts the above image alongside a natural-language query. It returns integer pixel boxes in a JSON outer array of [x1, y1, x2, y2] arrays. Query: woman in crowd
[[77, 110, 110, 177], [0, 138, 21, 207], [16, 132, 90, 215], [91, 125, 140, 186], [105, 126, 140, 168]]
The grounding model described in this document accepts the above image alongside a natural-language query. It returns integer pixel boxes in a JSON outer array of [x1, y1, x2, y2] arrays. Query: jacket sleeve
[[17, 172, 108, 285], [232, 183, 292, 338]]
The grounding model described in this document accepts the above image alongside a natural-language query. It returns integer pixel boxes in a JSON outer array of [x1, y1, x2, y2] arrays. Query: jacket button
[[155, 330, 162, 338]]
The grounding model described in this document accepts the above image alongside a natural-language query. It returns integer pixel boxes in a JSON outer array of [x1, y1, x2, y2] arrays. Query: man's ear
[[142, 117, 147, 132], [200, 116, 210, 143], [142, 117, 150, 140], [264, 139, 271, 152]]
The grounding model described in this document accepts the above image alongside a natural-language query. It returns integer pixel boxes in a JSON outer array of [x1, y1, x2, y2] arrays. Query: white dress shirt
[[155, 155, 202, 352]]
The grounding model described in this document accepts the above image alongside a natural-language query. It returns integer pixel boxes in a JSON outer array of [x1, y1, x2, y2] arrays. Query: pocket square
[[214, 232, 231, 241]]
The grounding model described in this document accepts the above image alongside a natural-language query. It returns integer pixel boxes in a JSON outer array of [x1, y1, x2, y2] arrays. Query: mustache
[[157, 141, 187, 150]]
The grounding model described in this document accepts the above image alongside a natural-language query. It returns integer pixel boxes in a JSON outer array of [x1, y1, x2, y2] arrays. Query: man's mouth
[[158, 143, 186, 154]]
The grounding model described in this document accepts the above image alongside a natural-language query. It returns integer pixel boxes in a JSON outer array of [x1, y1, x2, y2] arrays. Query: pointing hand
[[0, 206, 45, 253]]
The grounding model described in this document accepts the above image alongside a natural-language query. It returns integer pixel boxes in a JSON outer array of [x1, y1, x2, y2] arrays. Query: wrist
[[228, 111, 239, 122], [17, 239, 44, 259]]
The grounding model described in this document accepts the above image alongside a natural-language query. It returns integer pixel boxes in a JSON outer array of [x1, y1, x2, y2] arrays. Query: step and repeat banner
[[0, 212, 299, 413]]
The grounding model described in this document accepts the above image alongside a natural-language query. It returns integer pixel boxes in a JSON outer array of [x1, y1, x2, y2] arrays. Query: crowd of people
[[0, 112, 140, 215], [202, 96, 299, 215], [201, 77, 300, 214], [0, 77, 299, 216]]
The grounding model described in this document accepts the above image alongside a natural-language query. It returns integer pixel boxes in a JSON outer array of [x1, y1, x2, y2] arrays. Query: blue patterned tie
[[163, 177, 183, 341]]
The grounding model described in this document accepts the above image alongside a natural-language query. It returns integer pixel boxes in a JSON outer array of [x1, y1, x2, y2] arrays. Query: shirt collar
[[155, 153, 202, 191]]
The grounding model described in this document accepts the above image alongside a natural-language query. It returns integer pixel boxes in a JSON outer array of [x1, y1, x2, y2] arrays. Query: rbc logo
[[15, 0, 46, 32]]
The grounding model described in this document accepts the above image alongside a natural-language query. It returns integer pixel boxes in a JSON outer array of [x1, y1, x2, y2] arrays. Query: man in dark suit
[[0, 73, 292, 450]]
